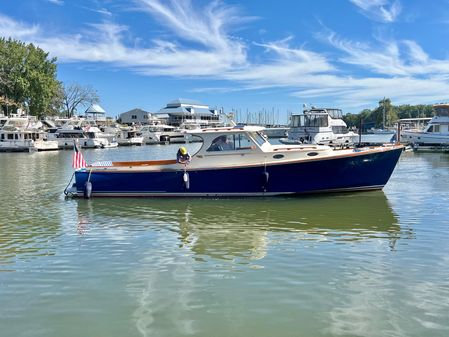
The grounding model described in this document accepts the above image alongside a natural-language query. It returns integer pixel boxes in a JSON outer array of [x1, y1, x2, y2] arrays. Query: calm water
[[1, 145, 449, 337]]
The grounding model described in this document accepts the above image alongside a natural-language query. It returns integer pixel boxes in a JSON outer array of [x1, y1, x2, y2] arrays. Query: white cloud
[[0, 14, 39, 39], [46, 0, 64, 5], [0, 1, 248, 76], [1, 1, 449, 109], [133, 0, 248, 71], [323, 30, 449, 76], [224, 38, 335, 85], [350, 0, 401, 23]]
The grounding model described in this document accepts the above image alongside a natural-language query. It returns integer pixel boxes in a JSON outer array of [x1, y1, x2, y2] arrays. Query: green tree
[[0, 38, 62, 117], [342, 99, 437, 131], [371, 98, 397, 128]]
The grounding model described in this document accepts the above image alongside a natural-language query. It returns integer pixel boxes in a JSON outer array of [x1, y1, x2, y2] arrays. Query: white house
[[118, 108, 153, 125]]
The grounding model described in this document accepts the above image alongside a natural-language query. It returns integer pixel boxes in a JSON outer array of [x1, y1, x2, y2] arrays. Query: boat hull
[[401, 131, 449, 145], [74, 147, 402, 197]]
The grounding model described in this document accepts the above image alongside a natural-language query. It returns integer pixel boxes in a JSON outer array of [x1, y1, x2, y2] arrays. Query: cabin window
[[291, 115, 300, 127], [233, 133, 253, 150], [132, 115, 137, 119], [434, 125, 440, 132], [299, 115, 328, 127], [435, 107, 449, 116], [206, 133, 253, 152], [332, 126, 349, 134], [427, 125, 434, 132], [207, 135, 234, 151], [8, 134, 13, 140]]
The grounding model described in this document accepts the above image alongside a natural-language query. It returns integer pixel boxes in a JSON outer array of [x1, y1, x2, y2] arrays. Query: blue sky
[[1, 0, 449, 122]]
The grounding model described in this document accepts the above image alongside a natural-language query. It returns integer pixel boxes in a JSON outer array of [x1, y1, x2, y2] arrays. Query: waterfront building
[[85, 104, 107, 122], [118, 108, 154, 125], [157, 99, 221, 128]]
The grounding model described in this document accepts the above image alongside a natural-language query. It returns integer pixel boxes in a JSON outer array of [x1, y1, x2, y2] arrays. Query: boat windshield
[[253, 132, 268, 146], [326, 109, 343, 119], [434, 105, 449, 117]]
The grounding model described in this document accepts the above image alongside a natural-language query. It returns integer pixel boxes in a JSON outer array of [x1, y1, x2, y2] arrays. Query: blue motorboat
[[70, 126, 403, 197]]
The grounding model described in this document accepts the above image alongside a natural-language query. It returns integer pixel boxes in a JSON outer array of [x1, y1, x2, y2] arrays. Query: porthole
[[307, 152, 319, 156], [273, 154, 284, 159]]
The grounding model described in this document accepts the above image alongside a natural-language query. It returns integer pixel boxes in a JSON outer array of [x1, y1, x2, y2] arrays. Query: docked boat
[[0, 117, 59, 152], [400, 103, 449, 146], [68, 125, 403, 198], [48, 120, 114, 149], [116, 126, 144, 146], [280, 107, 358, 147], [139, 123, 182, 144], [263, 127, 289, 138]]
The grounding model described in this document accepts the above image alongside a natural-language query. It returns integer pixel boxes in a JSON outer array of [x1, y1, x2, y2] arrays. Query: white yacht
[[116, 126, 144, 146], [48, 120, 111, 149], [281, 107, 358, 147], [400, 103, 449, 146], [0, 116, 59, 152], [139, 122, 181, 144]]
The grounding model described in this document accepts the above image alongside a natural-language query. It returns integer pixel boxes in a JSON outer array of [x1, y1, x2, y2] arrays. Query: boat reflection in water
[[75, 191, 403, 261], [74, 192, 409, 337]]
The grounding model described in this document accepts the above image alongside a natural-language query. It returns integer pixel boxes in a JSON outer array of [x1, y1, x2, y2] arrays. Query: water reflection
[[0, 152, 66, 270], [74, 191, 402, 261]]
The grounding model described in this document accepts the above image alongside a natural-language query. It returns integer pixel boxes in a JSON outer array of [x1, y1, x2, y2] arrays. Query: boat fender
[[183, 171, 190, 190], [261, 171, 269, 191], [84, 181, 92, 199]]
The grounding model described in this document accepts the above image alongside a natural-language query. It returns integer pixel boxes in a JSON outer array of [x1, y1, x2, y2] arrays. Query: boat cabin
[[187, 126, 269, 156], [424, 103, 449, 134], [291, 108, 346, 129], [285, 107, 356, 146]]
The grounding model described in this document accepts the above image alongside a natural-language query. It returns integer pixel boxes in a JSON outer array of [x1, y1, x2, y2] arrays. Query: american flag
[[72, 141, 86, 169]]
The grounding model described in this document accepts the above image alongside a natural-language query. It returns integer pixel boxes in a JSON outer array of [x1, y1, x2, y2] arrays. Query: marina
[[3, 100, 449, 156], [1, 145, 449, 337]]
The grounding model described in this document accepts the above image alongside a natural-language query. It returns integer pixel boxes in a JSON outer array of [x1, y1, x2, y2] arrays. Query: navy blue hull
[[74, 148, 402, 197]]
